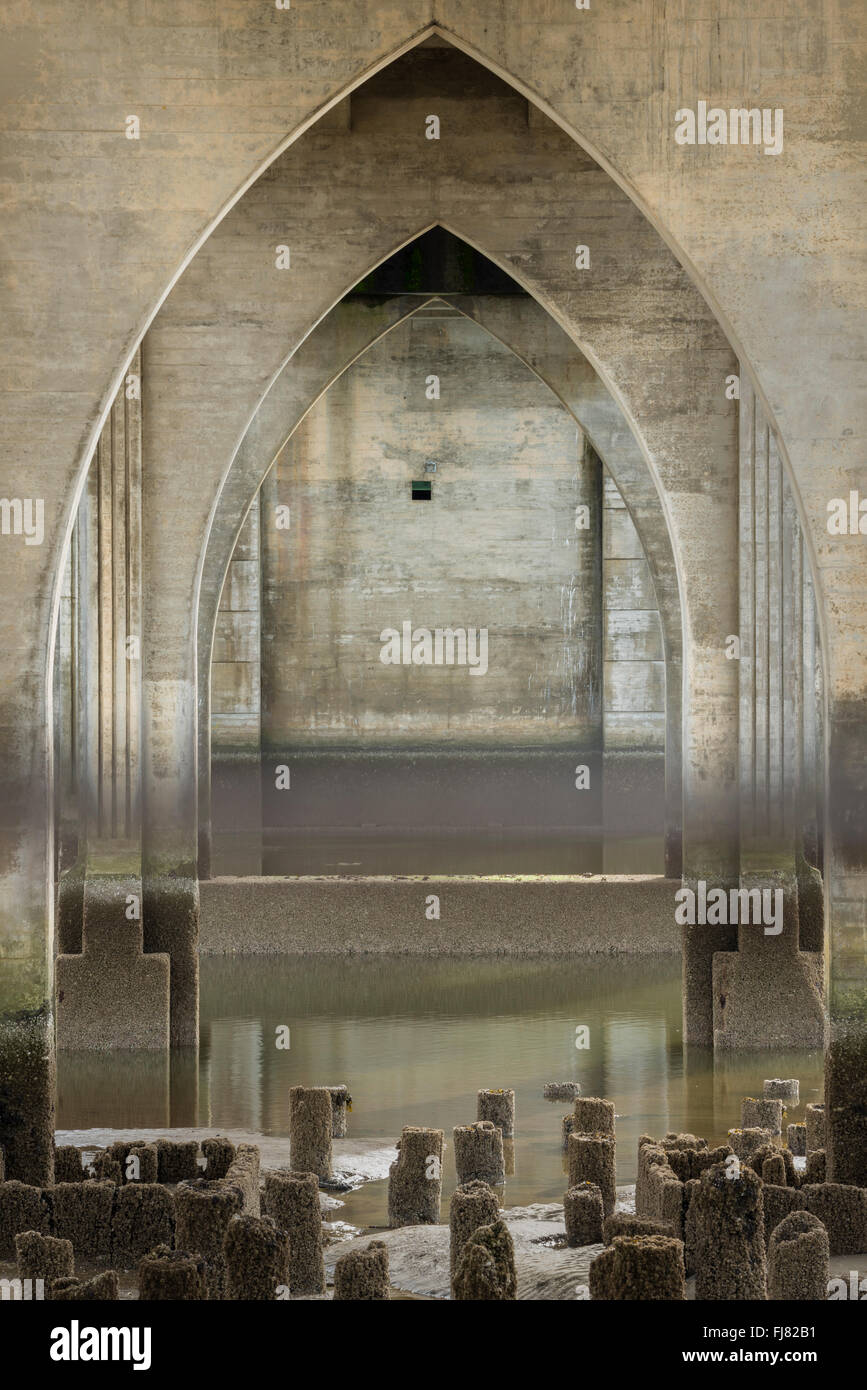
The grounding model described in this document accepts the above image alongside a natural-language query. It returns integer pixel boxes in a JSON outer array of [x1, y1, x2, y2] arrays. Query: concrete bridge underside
[[0, 15, 864, 1189]]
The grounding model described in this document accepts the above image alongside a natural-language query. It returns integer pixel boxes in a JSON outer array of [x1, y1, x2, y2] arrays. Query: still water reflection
[[57, 955, 824, 1226]]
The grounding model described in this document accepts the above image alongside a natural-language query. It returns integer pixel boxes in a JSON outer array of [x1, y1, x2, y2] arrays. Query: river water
[[56, 954, 823, 1230]]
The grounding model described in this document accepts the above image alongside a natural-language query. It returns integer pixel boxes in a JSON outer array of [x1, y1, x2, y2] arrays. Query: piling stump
[[768, 1211, 830, 1300], [52, 1181, 114, 1261], [333, 1241, 390, 1301], [53, 1146, 84, 1185], [574, 1098, 615, 1135], [742, 1097, 783, 1135], [805, 1104, 826, 1155], [225, 1143, 260, 1215], [477, 1089, 515, 1137], [589, 1234, 685, 1300], [453, 1121, 505, 1186], [388, 1127, 444, 1227], [603, 1212, 676, 1245], [727, 1127, 775, 1162], [801, 1182, 867, 1255], [15, 1230, 74, 1282], [224, 1213, 289, 1300], [327, 1086, 351, 1139], [289, 1087, 333, 1182], [787, 1123, 807, 1157], [805, 1150, 826, 1183], [138, 1245, 206, 1301], [111, 1183, 175, 1267], [263, 1170, 325, 1296], [565, 1182, 604, 1247], [690, 1162, 767, 1300], [567, 1132, 616, 1216], [452, 1219, 517, 1301], [450, 1180, 500, 1286], [156, 1139, 200, 1185], [50, 1271, 119, 1300], [762, 1184, 806, 1242], [544, 1082, 581, 1101], [174, 1179, 243, 1299], [200, 1137, 236, 1181], [0, 1182, 50, 1258], [765, 1078, 799, 1104]]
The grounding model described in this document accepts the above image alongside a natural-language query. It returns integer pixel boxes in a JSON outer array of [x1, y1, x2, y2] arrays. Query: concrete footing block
[[327, 1086, 351, 1138], [138, 1245, 207, 1300], [388, 1127, 444, 1227], [200, 1136, 236, 1180], [801, 1182, 867, 1255], [787, 1123, 806, 1157], [0, 1182, 50, 1258], [742, 1097, 783, 1134], [765, 1078, 799, 1104], [55, 864, 170, 1051], [564, 1182, 604, 1247], [263, 1170, 325, 1296], [568, 1133, 616, 1216], [452, 1219, 517, 1300], [224, 1213, 289, 1299], [450, 1180, 500, 1285], [477, 1089, 515, 1137], [174, 1179, 243, 1298], [289, 1087, 333, 1182], [589, 1234, 685, 1300], [110, 1184, 175, 1267], [333, 1241, 390, 1300], [453, 1121, 505, 1186], [15, 1230, 74, 1281], [52, 1181, 114, 1261], [50, 1271, 119, 1300], [690, 1162, 767, 1299], [805, 1104, 825, 1154], [768, 1211, 829, 1300]]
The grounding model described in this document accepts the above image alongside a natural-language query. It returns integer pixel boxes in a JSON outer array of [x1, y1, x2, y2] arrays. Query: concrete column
[[141, 336, 199, 1048], [712, 378, 823, 1048], [800, 554, 821, 871], [67, 352, 143, 846]]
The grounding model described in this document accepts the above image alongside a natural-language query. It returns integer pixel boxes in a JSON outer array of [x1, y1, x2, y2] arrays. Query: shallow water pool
[[56, 954, 824, 1230]]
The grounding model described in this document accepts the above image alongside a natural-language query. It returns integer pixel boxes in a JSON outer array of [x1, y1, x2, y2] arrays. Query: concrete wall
[[212, 328, 665, 758], [257, 308, 603, 749]]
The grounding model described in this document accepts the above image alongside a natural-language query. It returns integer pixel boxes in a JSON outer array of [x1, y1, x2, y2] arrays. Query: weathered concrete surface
[[0, 4, 864, 1176], [141, 47, 736, 954], [258, 313, 604, 747], [198, 875, 682, 954], [55, 844, 170, 1051]]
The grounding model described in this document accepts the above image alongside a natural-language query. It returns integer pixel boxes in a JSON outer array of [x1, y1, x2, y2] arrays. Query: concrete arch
[[197, 287, 685, 881], [3, 7, 863, 1185], [139, 48, 737, 1051]]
